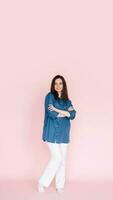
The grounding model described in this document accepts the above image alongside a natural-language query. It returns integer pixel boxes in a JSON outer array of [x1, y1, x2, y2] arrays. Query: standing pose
[[37, 74, 77, 193]]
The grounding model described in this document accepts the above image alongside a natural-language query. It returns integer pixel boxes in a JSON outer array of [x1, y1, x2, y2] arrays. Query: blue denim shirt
[[42, 92, 77, 143]]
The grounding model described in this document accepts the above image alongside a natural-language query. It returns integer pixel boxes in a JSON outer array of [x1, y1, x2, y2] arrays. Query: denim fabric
[[42, 92, 77, 143]]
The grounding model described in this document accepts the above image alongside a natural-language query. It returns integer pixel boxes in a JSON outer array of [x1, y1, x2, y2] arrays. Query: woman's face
[[54, 78, 63, 93]]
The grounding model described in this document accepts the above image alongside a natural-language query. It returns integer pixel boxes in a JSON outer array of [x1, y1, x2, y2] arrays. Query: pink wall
[[0, 0, 113, 181]]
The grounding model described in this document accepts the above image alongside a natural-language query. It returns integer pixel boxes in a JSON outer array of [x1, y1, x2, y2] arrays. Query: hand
[[48, 104, 56, 112], [57, 113, 65, 117], [68, 106, 74, 111]]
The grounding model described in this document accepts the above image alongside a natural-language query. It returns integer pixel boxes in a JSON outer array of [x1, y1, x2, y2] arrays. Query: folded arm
[[66, 101, 77, 120], [48, 103, 70, 117], [45, 93, 59, 119], [45, 93, 76, 120], [48, 100, 77, 120]]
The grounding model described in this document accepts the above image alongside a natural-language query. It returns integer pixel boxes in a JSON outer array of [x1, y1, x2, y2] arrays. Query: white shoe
[[37, 183, 45, 192], [56, 188, 64, 193]]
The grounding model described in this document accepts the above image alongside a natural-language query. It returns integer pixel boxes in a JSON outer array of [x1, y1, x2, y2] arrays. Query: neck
[[58, 92, 61, 98]]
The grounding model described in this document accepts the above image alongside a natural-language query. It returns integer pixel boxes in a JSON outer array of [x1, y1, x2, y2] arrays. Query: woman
[[37, 74, 77, 193]]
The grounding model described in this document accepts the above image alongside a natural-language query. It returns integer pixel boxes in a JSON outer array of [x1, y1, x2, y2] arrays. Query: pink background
[[0, 0, 113, 183]]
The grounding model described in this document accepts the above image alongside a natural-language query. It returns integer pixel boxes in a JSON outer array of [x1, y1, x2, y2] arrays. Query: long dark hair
[[50, 75, 69, 101]]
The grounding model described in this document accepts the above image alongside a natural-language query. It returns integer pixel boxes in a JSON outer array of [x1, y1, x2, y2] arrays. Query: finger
[[48, 105, 53, 108], [48, 107, 53, 111], [48, 104, 52, 107]]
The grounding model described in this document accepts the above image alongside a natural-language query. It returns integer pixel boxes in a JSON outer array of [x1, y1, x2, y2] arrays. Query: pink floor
[[0, 180, 113, 200]]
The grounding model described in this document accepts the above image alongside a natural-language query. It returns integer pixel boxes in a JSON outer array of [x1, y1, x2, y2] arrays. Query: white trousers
[[38, 141, 68, 189]]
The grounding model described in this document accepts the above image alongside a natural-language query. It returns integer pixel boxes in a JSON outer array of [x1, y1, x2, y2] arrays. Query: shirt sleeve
[[67, 100, 77, 120], [45, 93, 59, 119]]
